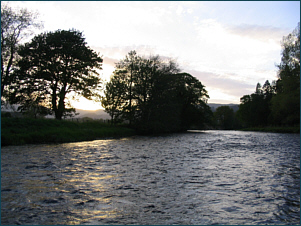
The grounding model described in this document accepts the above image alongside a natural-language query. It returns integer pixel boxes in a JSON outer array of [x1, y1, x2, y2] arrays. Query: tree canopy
[[102, 51, 211, 133], [10, 29, 103, 119], [1, 3, 42, 101], [271, 23, 300, 126], [4, 2, 297, 131], [237, 23, 300, 128], [214, 106, 236, 130], [237, 80, 275, 127]]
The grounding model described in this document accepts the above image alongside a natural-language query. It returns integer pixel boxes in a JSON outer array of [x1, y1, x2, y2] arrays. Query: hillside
[[208, 103, 239, 112], [74, 109, 111, 119], [74, 104, 240, 120], [2, 104, 239, 119]]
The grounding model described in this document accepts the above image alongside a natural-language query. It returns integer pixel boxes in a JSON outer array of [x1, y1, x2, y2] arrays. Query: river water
[[1, 130, 300, 225]]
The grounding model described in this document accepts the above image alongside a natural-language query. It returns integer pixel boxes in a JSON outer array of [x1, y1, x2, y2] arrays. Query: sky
[[3, 1, 300, 110]]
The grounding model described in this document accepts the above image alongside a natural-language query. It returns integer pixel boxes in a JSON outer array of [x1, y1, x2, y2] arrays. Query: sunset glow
[[3, 1, 300, 110], [71, 96, 103, 111]]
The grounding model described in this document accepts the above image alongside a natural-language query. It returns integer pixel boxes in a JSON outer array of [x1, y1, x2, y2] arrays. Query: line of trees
[[211, 23, 300, 130], [101, 51, 212, 133], [2, 4, 298, 132], [237, 23, 300, 128], [1, 4, 212, 133]]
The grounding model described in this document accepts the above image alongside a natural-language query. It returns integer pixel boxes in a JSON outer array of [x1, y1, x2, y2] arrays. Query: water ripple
[[1, 130, 300, 225]]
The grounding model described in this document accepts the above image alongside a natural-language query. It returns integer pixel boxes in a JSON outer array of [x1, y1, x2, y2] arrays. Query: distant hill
[[2, 104, 239, 119], [208, 103, 239, 112], [75, 104, 240, 119], [1, 104, 111, 119], [74, 109, 111, 119]]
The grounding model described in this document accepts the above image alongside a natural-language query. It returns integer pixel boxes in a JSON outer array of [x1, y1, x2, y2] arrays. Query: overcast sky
[[4, 1, 300, 110]]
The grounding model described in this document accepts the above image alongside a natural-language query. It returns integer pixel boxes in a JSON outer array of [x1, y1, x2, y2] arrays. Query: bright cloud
[[71, 96, 102, 111], [3, 1, 299, 109]]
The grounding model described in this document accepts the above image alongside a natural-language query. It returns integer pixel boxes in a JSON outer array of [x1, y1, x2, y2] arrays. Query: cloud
[[226, 24, 289, 43], [92, 45, 163, 64], [102, 56, 118, 67], [91, 41, 278, 103], [92, 45, 180, 82], [186, 69, 256, 103], [175, 19, 282, 87], [6, 1, 290, 105], [188, 70, 254, 92]]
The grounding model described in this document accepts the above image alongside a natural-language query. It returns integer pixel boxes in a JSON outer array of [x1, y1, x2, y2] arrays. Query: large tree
[[114, 50, 143, 125], [214, 106, 235, 130], [271, 23, 300, 126], [11, 29, 103, 120], [1, 3, 42, 100], [102, 51, 211, 133], [237, 24, 300, 128], [237, 80, 276, 127], [101, 69, 129, 124]]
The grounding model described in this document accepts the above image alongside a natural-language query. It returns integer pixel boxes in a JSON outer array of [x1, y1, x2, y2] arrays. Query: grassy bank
[[1, 117, 136, 146], [240, 126, 300, 133]]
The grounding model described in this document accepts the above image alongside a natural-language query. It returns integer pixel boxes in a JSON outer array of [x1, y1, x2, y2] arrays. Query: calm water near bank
[[1, 130, 300, 225]]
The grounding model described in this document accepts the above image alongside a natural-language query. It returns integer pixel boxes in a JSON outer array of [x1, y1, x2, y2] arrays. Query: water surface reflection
[[1, 131, 300, 225]]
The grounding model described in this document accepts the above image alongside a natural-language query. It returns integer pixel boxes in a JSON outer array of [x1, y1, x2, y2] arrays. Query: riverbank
[[1, 117, 136, 146], [240, 126, 300, 133]]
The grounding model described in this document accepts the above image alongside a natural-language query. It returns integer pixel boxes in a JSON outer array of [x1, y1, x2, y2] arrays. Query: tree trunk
[[1, 55, 4, 97], [1, 42, 15, 97], [51, 83, 65, 120], [129, 63, 133, 125], [55, 86, 67, 120]]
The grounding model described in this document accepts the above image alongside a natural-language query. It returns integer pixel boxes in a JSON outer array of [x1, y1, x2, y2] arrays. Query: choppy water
[[1, 130, 300, 225]]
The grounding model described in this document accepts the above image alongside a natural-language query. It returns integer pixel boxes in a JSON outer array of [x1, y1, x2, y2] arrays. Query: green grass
[[1, 117, 136, 146], [240, 126, 300, 133]]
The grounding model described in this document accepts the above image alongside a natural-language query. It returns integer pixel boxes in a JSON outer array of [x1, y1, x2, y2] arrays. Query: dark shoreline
[[2, 117, 299, 147], [240, 126, 300, 134], [1, 117, 136, 147]]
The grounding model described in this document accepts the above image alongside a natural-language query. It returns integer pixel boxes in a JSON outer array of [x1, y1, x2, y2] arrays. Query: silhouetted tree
[[214, 106, 235, 130], [139, 72, 210, 133], [237, 81, 275, 127], [114, 50, 145, 125], [271, 23, 300, 126], [173, 73, 211, 130], [237, 24, 300, 129], [101, 70, 128, 124], [1, 3, 42, 100], [102, 51, 211, 133], [10, 29, 103, 120]]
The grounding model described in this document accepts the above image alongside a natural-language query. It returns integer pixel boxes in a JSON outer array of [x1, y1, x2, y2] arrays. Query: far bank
[[240, 126, 300, 134], [1, 117, 136, 146]]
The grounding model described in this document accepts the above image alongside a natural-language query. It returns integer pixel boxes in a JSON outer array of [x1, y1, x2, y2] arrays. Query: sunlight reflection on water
[[1, 131, 300, 225]]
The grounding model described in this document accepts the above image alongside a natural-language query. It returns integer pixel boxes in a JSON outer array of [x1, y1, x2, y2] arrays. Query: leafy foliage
[[1, 3, 42, 100], [237, 81, 275, 127], [10, 29, 103, 119], [214, 106, 236, 130], [102, 51, 211, 133], [271, 23, 300, 126], [238, 23, 300, 128]]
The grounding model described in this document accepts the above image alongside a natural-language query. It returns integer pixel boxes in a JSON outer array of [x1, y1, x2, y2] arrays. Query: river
[[1, 130, 300, 225]]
